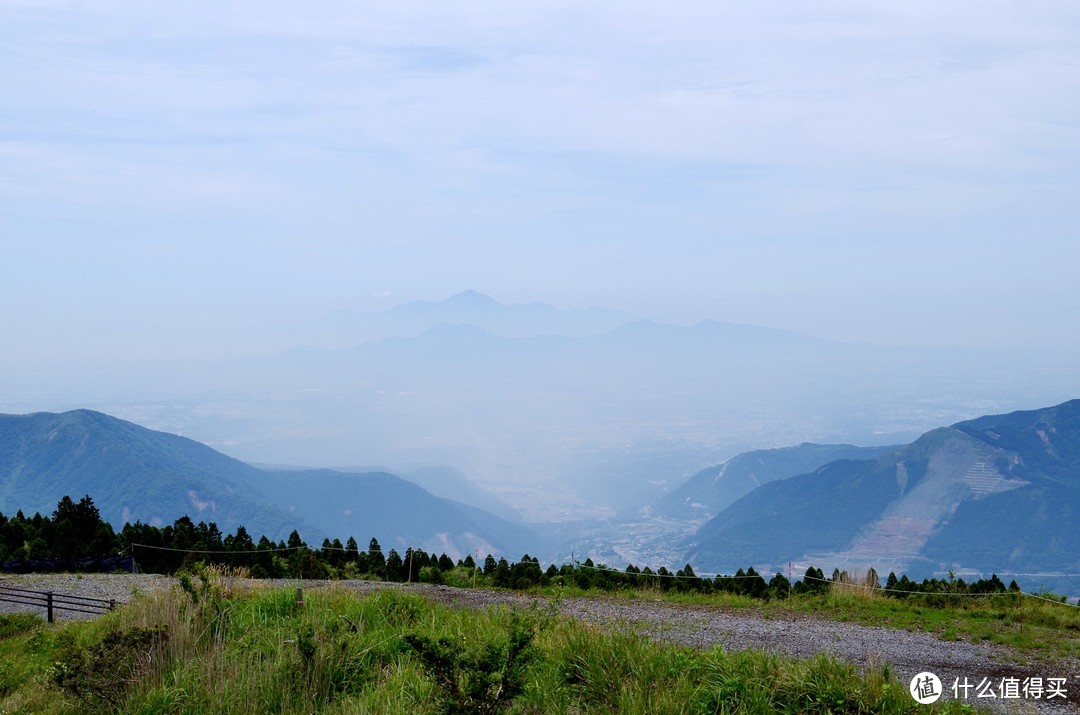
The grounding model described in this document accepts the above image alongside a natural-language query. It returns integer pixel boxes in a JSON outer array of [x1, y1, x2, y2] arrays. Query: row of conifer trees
[[1, 495, 1018, 599]]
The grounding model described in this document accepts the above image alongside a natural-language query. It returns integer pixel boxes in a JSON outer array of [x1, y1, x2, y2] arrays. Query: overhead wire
[[121, 544, 1079, 607]]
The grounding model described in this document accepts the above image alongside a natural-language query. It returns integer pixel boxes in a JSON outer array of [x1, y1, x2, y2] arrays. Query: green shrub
[[51, 625, 168, 708], [403, 612, 537, 714]]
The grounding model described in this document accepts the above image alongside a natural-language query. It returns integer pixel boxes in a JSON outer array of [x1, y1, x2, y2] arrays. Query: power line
[[131, 543, 307, 555], [803, 575, 1080, 609], [1022, 591, 1080, 609], [127, 546, 393, 557], [576, 562, 774, 581], [125, 543, 1079, 606]]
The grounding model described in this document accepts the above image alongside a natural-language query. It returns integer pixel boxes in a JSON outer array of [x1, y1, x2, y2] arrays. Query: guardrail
[[0, 584, 119, 622]]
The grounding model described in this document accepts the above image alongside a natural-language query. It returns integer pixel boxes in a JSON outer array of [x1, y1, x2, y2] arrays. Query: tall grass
[[0, 573, 985, 714], [829, 570, 882, 600]]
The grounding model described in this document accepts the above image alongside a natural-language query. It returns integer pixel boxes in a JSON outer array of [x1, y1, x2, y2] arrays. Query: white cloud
[[1, 1, 1078, 352]]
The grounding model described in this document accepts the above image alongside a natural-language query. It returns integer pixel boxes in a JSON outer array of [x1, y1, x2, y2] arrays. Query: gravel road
[[2, 574, 1076, 713]]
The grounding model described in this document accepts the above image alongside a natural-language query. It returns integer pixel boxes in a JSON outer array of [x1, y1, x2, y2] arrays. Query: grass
[[528, 581, 1080, 663], [779, 590, 1080, 663], [0, 569, 987, 714]]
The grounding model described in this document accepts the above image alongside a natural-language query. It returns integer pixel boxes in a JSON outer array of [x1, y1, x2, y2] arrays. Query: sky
[[3, 1, 1080, 362]]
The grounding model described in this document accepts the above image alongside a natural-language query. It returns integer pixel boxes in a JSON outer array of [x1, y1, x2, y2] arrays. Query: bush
[[403, 612, 538, 714], [51, 625, 168, 708]]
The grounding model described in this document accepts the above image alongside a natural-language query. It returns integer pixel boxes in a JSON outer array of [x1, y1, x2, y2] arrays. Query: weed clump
[[50, 625, 168, 708], [0, 613, 43, 641], [403, 612, 537, 714]]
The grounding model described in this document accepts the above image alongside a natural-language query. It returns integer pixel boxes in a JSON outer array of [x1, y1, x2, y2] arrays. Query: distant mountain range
[[0, 410, 535, 559], [291, 289, 633, 348], [2, 401, 1078, 592], [49, 290, 1071, 522], [684, 399, 1080, 592], [266, 304, 903, 513]]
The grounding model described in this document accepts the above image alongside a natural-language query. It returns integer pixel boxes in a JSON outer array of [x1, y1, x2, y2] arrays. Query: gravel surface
[[2, 574, 1077, 713]]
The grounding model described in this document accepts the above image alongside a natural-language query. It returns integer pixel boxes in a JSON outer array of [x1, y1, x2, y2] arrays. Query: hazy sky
[[4, 1, 1079, 361]]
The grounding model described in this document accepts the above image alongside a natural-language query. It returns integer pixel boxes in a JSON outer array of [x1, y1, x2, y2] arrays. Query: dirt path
[[3, 574, 1077, 713]]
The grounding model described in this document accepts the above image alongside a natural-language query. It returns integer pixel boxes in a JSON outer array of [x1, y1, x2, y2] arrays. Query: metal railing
[[0, 584, 119, 622]]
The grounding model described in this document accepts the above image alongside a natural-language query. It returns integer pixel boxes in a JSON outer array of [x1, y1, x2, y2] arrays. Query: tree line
[[1, 495, 1020, 600]]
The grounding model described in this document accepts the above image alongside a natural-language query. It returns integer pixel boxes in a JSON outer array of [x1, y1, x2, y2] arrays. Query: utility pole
[[1019, 586, 1024, 633]]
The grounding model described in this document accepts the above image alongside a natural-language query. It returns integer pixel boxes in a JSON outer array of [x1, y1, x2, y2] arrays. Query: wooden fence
[[0, 584, 119, 622]]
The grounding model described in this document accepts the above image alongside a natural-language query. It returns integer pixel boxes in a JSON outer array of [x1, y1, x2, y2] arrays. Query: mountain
[[684, 400, 1080, 592], [0, 410, 305, 541], [382, 290, 632, 338], [389, 464, 521, 523], [921, 400, 1080, 576], [230, 469, 536, 561], [297, 290, 632, 347], [9, 291, 1077, 529], [650, 442, 897, 522], [0, 410, 534, 557], [88, 291, 1071, 523], [266, 318, 875, 514], [251, 462, 522, 524]]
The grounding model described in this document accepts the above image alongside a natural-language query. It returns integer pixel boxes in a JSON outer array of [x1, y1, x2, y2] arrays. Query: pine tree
[[369, 538, 386, 574], [345, 536, 360, 562], [493, 557, 512, 588], [385, 549, 404, 581], [744, 567, 767, 598], [52, 495, 109, 559], [769, 572, 791, 598], [329, 538, 345, 567]]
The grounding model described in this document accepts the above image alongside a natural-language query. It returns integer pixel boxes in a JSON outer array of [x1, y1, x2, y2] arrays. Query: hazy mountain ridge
[[652, 442, 898, 523], [234, 468, 536, 561], [2, 401, 1078, 591], [0, 410, 531, 558], [685, 400, 1080, 591], [290, 290, 633, 348], [258, 301, 915, 511], [344, 464, 521, 523], [383, 290, 633, 338], [56, 291, 1072, 518]]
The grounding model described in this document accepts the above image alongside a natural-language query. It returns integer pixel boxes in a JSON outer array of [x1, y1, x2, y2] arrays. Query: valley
[[3, 396, 1079, 595]]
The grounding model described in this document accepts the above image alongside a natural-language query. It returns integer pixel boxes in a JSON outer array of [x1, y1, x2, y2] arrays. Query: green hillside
[[686, 400, 1080, 590], [922, 399, 1080, 575], [684, 449, 916, 567], [655, 442, 896, 522], [0, 410, 533, 555], [0, 410, 304, 541], [239, 468, 536, 559]]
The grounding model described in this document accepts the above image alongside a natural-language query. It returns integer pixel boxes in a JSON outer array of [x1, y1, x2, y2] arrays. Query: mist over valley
[[3, 292, 1078, 593]]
